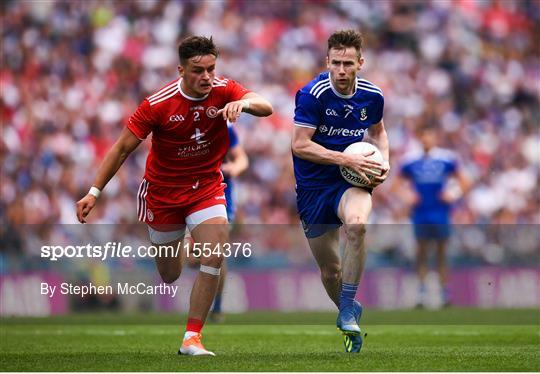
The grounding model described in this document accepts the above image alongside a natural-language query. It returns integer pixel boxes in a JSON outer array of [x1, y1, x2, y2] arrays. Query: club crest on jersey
[[359, 107, 368, 121], [206, 106, 218, 118]]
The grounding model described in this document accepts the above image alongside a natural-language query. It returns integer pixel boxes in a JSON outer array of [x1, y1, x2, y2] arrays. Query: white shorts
[[148, 204, 227, 245]]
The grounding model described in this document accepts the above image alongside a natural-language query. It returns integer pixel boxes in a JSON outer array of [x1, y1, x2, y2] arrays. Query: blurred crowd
[[1, 0, 539, 265]]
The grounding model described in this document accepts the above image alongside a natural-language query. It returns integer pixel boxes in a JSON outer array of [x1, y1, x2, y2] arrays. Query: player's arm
[[218, 92, 273, 122], [366, 119, 390, 186], [76, 128, 142, 223], [441, 168, 472, 203], [292, 125, 382, 182], [221, 144, 249, 178]]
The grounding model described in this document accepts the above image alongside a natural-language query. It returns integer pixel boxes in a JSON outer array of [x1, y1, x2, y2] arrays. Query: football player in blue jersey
[[291, 30, 390, 353], [394, 125, 470, 308], [184, 123, 248, 322]]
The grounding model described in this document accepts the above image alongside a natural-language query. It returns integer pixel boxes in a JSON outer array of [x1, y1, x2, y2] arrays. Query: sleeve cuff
[[294, 122, 317, 129], [126, 124, 147, 141]]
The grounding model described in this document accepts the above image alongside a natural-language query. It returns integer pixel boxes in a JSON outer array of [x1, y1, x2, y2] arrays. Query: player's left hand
[[370, 161, 390, 187], [217, 100, 249, 123]]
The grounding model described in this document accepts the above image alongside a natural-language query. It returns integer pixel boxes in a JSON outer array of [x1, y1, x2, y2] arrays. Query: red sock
[[186, 318, 204, 334]]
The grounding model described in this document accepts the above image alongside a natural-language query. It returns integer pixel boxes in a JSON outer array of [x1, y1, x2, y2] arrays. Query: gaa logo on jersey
[[206, 106, 218, 118], [169, 114, 185, 122], [147, 209, 154, 222]]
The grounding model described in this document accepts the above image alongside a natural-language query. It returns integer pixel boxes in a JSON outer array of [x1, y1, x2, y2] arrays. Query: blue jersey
[[224, 123, 238, 221], [400, 147, 458, 224], [293, 72, 384, 189]]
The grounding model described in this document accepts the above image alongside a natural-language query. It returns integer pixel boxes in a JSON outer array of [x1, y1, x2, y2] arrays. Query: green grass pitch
[[1, 308, 539, 371]]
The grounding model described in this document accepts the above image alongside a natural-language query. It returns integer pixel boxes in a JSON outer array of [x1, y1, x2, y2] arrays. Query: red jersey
[[127, 77, 250, 187]]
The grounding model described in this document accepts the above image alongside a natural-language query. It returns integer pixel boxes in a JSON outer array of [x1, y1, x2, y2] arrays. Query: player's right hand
[[345, 151, 384, 182], [371, 160, 390, 187], [76, 195, 97, 223], [217, 100, 248, 123]]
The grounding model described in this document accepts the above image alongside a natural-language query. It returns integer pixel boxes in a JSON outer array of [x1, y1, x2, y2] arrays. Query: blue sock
[[339, 283, 358, 311], [212, 294, 222, 313]]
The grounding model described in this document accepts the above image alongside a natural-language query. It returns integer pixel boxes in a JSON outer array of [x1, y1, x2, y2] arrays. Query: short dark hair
[[327, 30, 363, 57], [178, 36, 219, 65]]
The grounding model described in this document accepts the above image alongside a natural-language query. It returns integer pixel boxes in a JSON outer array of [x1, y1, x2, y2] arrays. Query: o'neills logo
[[206, 106, 218, 118], [340, 166, 371, 187], [147, 209, 154, 222]]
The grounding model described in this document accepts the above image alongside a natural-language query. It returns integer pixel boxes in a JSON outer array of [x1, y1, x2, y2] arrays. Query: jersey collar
[[178, 79, 209, 101]]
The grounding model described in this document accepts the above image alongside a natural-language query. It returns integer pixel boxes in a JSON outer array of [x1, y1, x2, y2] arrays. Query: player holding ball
[[291, 29, 389, 353]]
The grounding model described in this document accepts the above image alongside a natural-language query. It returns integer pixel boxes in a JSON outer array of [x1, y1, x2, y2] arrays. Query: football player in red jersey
[[76, 36, 272, 356]]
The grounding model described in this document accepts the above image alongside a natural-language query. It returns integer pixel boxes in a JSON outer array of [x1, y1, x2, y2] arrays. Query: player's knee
[[321, 265, 341, 285], [200, 254, 224, 269], [185, 255, 200, 268]]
